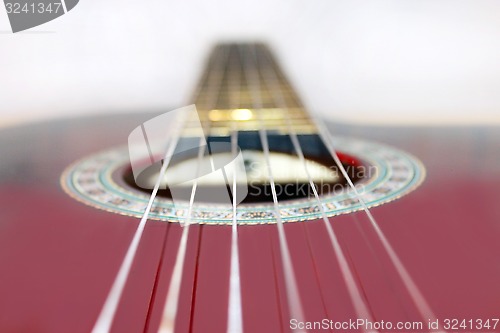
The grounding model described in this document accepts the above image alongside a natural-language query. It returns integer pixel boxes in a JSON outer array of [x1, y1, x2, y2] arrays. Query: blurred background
[[1, 0, 500, 127]]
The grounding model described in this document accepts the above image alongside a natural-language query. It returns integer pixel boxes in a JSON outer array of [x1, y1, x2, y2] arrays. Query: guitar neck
[[192, 43, 317, 135]]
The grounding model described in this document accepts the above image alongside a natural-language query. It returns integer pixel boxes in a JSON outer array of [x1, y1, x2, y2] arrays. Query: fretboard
[[192, 43, 316, 135]]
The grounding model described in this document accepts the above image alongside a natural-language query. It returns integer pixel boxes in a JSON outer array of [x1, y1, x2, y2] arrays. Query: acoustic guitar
[[0, 43, 499, 333]]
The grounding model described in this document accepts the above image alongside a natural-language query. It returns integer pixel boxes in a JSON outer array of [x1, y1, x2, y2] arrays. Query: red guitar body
[[0, 114, 499, 333]]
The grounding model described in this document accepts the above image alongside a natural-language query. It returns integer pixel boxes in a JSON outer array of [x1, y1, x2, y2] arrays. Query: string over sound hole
[[123, 133, 367, 204]]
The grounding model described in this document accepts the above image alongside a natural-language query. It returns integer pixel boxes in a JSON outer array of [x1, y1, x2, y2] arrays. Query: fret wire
[[257, 46, 376, 322], [195, 45, 308, 123], [157, 45, 231, 333], [261, 45, 439, 323], [189, 45, 225, 106], [260, 47, 305, 109], [240, 44, 307, 333], [90, 44, 230, 333], [91, 46, 231, 333]]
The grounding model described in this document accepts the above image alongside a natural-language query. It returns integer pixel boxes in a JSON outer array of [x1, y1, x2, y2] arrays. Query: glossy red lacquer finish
[[0, 114, 499, 333]]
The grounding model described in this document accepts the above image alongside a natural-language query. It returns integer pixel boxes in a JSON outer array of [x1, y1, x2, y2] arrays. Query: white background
[[1, 0, 500, 127]]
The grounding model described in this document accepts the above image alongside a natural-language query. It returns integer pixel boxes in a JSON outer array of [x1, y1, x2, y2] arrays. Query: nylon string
[[226, 46, 244, 333], [240, 44, 307, 333], [256, 48, 375, 331], [157, 45, 231, 333]]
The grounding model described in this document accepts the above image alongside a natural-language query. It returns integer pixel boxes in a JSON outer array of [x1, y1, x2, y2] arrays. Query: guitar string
[[157, 45, 230, 333], [311, 99, 441, 326], [227, 124, 244, 333], [246, 45, 438, 330], [142, 220, 171, 333], [257, 47, 376, 326], [226, 46, 244, 333], [221, 46, 434, 330], [156, 138, 204, 333], [240, 44, 307, 333], [92, 43, 436, 333], [144, 46, 223, 333], [91, 104, 187, 333], [91, 46, 223, 333]]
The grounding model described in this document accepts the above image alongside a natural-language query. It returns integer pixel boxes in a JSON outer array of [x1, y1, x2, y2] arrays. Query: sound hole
[[122, 133, 367, 204]]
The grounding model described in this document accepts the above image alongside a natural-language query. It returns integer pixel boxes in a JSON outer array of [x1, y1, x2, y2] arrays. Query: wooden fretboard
[[192, 43, 316, 135]]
